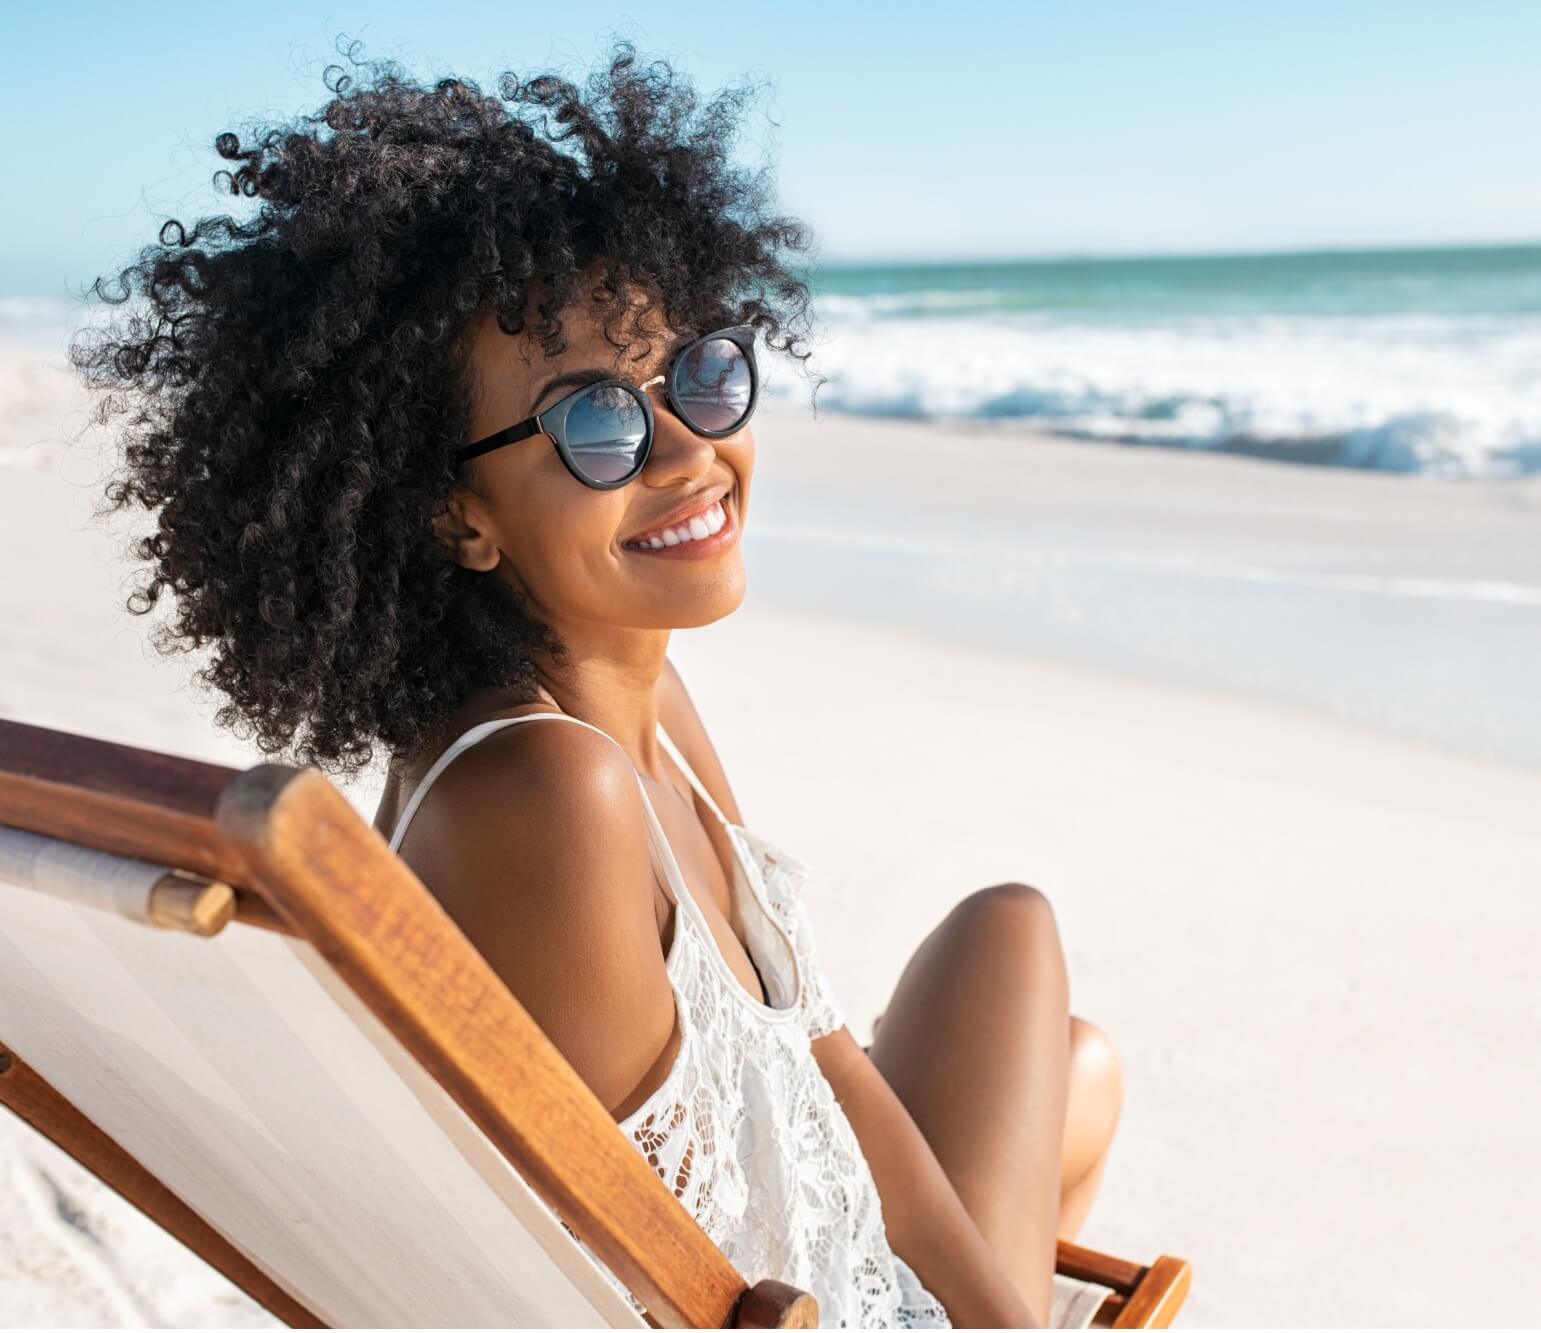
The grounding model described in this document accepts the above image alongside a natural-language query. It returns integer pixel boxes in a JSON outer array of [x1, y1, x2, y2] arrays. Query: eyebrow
[[527, 330, 699, 416], [528, 368, 608, 415]]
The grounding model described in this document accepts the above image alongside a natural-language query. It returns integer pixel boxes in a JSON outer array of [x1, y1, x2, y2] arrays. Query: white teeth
[[627, 497, 729, 550]]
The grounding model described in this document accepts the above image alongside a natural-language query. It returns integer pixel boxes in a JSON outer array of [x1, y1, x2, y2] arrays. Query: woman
[[73, 40, 1122, 1328]]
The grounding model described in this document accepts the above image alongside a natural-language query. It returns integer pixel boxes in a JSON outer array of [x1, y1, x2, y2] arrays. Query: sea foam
[[762, 247, 1541, 478], [761, 307, 1541, 478]]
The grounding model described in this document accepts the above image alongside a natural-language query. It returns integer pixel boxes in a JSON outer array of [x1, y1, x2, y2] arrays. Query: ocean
[[5, 243, 1540, 479], [760, 244, 1541, 479]]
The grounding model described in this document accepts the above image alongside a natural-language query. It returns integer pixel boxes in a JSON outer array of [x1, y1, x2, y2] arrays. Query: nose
[[640, 375, 722, 480]]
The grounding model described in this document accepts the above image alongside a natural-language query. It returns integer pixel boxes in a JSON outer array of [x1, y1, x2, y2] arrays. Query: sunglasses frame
[[453, 323, 760, 490]]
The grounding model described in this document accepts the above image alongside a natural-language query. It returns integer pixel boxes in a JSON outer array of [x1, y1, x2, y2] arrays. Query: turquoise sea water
[[761, 244, 1541, 477], [6, 244, 1539, 478]]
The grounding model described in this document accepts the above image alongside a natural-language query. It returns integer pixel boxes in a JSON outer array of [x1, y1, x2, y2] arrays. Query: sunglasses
[[453, 324, 759, 488]]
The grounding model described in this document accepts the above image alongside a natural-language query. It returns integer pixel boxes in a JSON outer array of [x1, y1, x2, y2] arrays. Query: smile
[[622, 488, 738, 557]]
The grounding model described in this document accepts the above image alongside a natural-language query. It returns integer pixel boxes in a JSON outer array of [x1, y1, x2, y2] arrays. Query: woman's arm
[[812, 1025, 1042, 1328], [397, 717, 681, 1118]]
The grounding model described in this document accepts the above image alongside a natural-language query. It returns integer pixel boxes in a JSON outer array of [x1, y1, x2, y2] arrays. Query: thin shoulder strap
[[386, 707, 697, 920], [654, 720, 733, 829], [386, 711, 626, 853]]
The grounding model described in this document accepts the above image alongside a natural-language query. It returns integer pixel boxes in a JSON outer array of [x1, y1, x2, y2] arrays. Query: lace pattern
[[615, 821, 951, 1329], [738, 825, 848, 1042]]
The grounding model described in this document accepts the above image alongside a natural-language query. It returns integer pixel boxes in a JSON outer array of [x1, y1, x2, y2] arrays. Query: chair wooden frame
[[0, 717, 1192, 1329]]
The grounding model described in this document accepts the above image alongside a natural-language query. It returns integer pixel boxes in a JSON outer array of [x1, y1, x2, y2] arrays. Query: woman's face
[[441, 291, 753, 641]]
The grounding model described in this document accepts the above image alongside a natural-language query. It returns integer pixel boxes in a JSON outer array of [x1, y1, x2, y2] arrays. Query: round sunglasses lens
[[562, 383, 648, 483], [672, 336, 753, 433]]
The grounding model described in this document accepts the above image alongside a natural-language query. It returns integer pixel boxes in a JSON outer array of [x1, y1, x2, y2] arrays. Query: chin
[[660, 573, 748, 630]]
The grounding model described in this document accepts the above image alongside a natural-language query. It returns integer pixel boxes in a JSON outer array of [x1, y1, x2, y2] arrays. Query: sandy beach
[[2, 378, 1539, 1326]]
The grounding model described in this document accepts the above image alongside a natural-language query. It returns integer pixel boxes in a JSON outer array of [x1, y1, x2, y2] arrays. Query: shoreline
[[743, 404, 1541, 771]]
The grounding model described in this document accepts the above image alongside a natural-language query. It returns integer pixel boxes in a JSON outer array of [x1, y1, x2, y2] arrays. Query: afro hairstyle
[[70, 36, 819, 778]]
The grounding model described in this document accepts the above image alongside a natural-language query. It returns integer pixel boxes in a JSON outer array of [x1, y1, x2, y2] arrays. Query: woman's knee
[[886, 882, 1069, 1040], [947, 882, 1064, 957], [936, 882, 1069, 1012]]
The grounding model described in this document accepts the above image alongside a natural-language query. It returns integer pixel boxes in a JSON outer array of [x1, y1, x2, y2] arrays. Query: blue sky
[[3, 1, 1539, 295]]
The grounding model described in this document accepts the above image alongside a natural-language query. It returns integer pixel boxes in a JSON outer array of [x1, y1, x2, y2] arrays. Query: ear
[[431, 487, 503, 573]]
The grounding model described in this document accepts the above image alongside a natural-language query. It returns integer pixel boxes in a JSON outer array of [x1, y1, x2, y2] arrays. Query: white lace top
[[387, 709, 951, 1329]]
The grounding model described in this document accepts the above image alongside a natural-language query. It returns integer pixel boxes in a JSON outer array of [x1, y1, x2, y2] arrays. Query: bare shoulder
[[395, 715, 677, 1116], [659, 657, 745, 825], [394, 712, 644, 879]]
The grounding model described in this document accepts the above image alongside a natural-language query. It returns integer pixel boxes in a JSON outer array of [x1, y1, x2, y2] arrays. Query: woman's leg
[[865, 883, 1122, 1319], [1059, 1015, 1124, 1239]]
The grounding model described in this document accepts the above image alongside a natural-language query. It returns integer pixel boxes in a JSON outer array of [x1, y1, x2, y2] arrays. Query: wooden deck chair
[[0, 718, 1193, 1329]]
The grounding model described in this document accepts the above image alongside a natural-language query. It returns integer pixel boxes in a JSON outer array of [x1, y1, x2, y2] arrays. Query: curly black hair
[[69, 37, 819, 779]]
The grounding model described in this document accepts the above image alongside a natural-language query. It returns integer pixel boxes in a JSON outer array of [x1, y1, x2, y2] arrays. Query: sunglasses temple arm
[[455, 416, 543, 465]]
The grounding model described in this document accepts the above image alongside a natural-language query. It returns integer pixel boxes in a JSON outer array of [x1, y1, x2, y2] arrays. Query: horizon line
[[809, 235, 1541, 270], [4, 235, 1540, 303]]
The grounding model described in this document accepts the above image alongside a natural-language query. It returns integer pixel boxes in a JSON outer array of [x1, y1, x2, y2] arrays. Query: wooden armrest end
[[730, 1277, 818, 1328]]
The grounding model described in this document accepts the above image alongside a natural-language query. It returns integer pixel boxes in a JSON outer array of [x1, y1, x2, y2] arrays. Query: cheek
[[729, 435, 755, 505], [498, 480, 628, 589]]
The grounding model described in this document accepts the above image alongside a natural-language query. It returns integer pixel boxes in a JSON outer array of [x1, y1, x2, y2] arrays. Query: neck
[[430, 627, 676, 781]]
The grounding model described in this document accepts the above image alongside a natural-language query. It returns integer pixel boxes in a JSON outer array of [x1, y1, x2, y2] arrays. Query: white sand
[[2, 375, 1539, 1325]]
